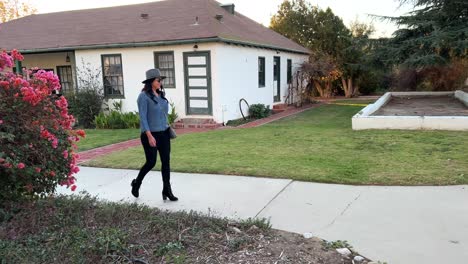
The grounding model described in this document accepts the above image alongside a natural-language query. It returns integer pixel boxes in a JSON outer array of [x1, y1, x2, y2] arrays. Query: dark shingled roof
[[0, 0, 309, 54]]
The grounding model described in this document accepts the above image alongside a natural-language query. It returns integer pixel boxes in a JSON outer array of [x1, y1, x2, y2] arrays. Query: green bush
[[249, 104, 271, 119], [358, 71, 391, 95], [68, 60, 105, 128], [94, 111, 139, 129], [68, 89, 104, 128], [168, 102, 178, 125]]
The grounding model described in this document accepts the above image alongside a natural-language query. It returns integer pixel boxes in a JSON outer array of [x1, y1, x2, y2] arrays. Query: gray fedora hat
[[142, 68, 166, 83]]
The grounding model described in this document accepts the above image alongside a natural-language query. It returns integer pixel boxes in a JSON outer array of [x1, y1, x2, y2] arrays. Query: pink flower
[[0, 81, 9, 88], [0, 51, 14, 71], [71, 166, 80, 174], [35, 167, 41, 173], [49, 171, 56, 177], [0, 120, 3, 124], [11, 49, 24, 61], [51, 138, 58, 148], [71, 185, 77, 191], [17, 163, 25, 169], [76, 129, 86, 138], [63, 150, 68, 159]]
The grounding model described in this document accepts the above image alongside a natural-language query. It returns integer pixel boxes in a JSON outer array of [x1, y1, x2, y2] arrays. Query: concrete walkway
[[57, 167, 468, 264]]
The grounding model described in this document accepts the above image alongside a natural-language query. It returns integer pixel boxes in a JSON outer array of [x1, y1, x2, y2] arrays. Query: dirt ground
[[373, 95, 468, 116], [0, 196, 371, 264], [209, 229, 365, 264]]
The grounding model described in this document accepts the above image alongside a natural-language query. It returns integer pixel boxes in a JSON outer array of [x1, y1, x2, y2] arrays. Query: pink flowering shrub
[[0, 50, 84, 201]]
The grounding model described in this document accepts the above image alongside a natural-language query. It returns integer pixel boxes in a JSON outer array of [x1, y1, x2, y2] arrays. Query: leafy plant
[[168, 102, 178, 125], [239, 217, 271, 231], [94, 111, 139, 129], [322, 240, 353, 250], [154, 241, 184, 257], [67, 59, 105, 128], [227, 237, 252, 251], [249, 104, 271, 119]]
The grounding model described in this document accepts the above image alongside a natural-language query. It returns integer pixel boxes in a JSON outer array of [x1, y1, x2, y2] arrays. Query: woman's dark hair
[[141, 79, 168, 102], [141, 79, 154, 93]]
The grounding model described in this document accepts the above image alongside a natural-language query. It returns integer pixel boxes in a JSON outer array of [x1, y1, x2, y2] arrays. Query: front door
[[273, 56, 281, 102], [183, 51, 212, 115]]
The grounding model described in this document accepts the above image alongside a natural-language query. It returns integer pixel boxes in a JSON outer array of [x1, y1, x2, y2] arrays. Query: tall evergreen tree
[[388, 0, 468, 67]]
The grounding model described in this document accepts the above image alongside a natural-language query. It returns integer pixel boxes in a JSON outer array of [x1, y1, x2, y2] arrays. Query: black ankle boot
[[162, 185, 178, 201], [131, 179, 140, 198]]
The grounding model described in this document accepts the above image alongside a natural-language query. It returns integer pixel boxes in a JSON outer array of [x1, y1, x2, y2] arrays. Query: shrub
[[94, 99, 139, 129], [168, 102, 178, 125], [67, 60, 105, 128], [68, 90, 104, 128], [94, 111, 139, 129], [0, 50, 83, 201], [249, 104, 271, 119], [391, 60, 467, 91]]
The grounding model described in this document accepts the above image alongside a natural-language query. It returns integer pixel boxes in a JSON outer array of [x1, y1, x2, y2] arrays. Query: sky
[[32, 0, 414, 38]]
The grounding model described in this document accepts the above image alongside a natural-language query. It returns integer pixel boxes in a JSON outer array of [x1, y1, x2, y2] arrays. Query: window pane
[[57, 66, 74, 94], [258, 57, 265, 87], [102, 55, 124, 96], [155, 52, 175, 88]]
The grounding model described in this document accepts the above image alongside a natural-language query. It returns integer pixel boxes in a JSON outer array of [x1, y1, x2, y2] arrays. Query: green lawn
[[83, 105, 468, 185], [77, 128, 140, 152]]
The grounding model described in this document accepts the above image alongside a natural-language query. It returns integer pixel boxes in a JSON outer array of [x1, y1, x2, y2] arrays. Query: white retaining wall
[[352, 91, 468, 131]]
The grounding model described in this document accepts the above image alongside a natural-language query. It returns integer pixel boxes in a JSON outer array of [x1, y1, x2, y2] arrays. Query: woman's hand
[[146, 131, 157, 147], [148, 135, 157, 147]]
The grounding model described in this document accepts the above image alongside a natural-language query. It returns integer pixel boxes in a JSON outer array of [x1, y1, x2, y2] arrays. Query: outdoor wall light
[[65, 53, 70, 63], [193, 44, 199, 51]]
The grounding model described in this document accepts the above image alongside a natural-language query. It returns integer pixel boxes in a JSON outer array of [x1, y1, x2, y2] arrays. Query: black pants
[[136, 128, 171, 187]]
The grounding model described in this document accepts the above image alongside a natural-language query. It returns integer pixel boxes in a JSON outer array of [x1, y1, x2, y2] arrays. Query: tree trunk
[[341, 77, 349, 96], [342, 77, 357, 98], [348, 78, 353, 98], [325, 80, 332, 98], [313, 79, 326, 97]]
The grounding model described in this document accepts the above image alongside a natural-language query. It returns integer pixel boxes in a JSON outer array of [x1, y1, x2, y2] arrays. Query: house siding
[[19, 42, 307, 124], [213, 43, 308, 123], [73, 43, 219, 118]]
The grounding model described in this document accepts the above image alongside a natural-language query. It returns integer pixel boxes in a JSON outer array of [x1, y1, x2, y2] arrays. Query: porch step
[[173, 118, 223, 129], [273, 103, 287, 110], [272, 103, 287, 114]]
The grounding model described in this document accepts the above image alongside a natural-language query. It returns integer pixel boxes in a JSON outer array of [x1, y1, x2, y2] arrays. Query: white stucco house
[[0, 0, 309, 126]]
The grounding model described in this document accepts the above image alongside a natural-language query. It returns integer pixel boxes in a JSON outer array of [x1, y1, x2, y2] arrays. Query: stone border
[[352, 90, 468, 131]]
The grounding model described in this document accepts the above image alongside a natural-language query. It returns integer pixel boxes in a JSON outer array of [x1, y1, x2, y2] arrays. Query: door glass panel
[[189, 78, 207, 87], [189, 89, 208, 97], [190, 100, 208, 108], [188, 56, 206, 65], [188, 67, 207, 76]]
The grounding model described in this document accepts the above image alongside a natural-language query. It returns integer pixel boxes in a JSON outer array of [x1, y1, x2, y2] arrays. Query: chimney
[[220, 4, 235, 14]]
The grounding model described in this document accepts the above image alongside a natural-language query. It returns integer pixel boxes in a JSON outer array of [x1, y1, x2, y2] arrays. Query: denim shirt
[[137, 91, 169, 133]]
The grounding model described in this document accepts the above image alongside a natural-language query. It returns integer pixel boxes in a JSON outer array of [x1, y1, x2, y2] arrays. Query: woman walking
[[131, 68, 178, 201]]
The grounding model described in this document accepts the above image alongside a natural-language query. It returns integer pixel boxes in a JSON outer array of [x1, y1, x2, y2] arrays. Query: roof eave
[[18, 37, 310, 55], [219, 37, 310, 55]]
